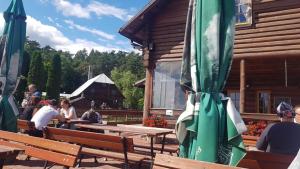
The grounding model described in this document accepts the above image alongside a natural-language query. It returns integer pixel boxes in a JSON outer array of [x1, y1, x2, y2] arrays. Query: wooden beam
[[240, 59, 245, 113], [234, 50, 300, 59], [143, 68, 151, 125]]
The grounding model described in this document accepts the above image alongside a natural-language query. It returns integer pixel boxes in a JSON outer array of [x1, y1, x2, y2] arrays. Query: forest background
[[14, 38, 145, 110]]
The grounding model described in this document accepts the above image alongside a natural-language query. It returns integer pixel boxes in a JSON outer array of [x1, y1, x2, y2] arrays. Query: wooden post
[[143, 67, 151, 125], [240, 59, 246, 113]]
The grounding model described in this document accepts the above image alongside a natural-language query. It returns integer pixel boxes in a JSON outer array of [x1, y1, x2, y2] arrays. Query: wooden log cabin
[[119, 0, 300, 126]]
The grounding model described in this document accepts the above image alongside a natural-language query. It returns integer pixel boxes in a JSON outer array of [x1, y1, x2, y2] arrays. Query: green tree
[[46, 54, 61, 100], [111, 68, 144, 109], [14, 51, 31, 104], [27, 52, 45, 92]]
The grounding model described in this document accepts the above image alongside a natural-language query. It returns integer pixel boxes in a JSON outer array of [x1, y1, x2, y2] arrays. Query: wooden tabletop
[[67, 119, 90, 124], [75, 124, 174, 137], [52, 118, 90, 124]]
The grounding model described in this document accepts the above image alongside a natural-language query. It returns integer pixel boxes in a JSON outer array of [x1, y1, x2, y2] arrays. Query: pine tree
[[46, 54, 61, 100], [14, 51, 31, 104], [27, 52, 44, 92]]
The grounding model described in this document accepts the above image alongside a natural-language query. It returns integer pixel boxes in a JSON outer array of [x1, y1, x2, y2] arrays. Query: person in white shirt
[[294, 105, 300, 124], [60, 98, 77, 119], [31, 99, 65, 136]]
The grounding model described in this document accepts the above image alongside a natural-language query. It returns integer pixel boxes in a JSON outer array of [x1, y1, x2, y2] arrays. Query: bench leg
[[160, 134, 166, 154], [25, 155, 31, 161], [43, 161, 48, 169], [150, 137, 154, 159], [94, 157, 98, 163], [76, 154, 84, 167], [0, 159, 4, 169]]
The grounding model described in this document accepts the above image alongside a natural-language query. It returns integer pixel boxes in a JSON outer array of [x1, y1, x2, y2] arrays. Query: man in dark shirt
[[21, 96, 41, 121], [256, 102, 300, 155]]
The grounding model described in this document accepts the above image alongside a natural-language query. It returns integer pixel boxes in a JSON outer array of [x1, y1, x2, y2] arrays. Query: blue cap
[[32, 91, 41, 97]]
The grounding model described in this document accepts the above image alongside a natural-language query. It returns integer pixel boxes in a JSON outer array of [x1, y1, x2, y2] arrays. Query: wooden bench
[[43, 127, 150, 168], [17, 119, 35, 134], [237, 151, 295, 169], [153, 154, 244, 169], [134, 143, 178, 156], [0, 130, 81, 169], [242, 135, 259, 147]]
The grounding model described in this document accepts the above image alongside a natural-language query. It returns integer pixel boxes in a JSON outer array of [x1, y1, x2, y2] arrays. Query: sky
[[0, 0, 149, 54]]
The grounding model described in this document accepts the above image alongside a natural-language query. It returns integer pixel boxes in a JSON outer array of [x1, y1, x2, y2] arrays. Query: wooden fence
[[100, 109, 143, 125]]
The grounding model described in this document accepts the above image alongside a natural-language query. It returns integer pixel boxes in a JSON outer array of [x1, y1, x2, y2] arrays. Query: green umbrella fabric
[[0, 0, 26, 132], [176, 0, 247, 166]]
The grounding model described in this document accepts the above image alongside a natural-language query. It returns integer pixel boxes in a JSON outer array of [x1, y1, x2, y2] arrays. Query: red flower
[[144, 115, 168, 128]]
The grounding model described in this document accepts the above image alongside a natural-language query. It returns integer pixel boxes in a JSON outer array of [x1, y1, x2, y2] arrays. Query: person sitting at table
[[81, 100, 102, 123], [294, 104, 300, 124], [30, 99, 65, 137], [21, 84, 41, 108], [20, 96, 41, 121], [256, 102, 300, 155], [60, 98, 77, 119]]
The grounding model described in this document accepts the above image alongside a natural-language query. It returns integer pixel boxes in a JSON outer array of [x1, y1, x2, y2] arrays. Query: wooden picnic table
[[51, 118, 90, 128], [0, 145, 22, 169], [75, 124, 174, 158]]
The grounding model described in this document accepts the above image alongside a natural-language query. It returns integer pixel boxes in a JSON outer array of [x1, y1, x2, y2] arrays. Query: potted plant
[[143, 115, 168, 143]]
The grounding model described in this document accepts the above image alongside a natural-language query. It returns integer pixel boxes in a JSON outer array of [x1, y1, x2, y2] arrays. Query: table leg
[[160, 134, 166, 154], [151, 137, 154, 158]]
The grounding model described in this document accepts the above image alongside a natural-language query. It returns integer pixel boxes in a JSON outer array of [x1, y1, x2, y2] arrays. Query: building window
[[257, 91, 271, 113], [152, 61, 185, 110], [228, 90, 240, 111], [235, 0, 252, 25]]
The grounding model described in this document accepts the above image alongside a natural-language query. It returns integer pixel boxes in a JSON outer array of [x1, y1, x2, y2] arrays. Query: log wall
[[146, 0, 300, 126]]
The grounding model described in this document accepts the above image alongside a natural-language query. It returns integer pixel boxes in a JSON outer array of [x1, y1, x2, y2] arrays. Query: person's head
[[60, 98, 71, 109], [276, 102, 295, 122], [29, 96, 41, 106], [48, 99, 58, 109], [28, 84, 37, 93], [294, 105, 300, 123]]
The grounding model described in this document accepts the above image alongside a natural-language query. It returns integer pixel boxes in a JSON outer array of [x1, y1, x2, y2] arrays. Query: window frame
[[256, 90, 271, 114], [151, 60, 185, 110], [227, 90, 240, 112], [235, 0, 253, 27]]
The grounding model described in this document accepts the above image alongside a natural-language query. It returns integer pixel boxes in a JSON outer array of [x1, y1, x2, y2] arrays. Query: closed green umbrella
[[0, 0, 26, 132], [176, 0, 247, 166]]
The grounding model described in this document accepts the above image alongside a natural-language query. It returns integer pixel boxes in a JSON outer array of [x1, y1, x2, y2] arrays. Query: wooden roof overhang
[[119, 0, 170, 45]]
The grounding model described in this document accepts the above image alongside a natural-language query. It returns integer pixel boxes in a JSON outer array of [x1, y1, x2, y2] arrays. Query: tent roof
[[70, 74, 114, 98]]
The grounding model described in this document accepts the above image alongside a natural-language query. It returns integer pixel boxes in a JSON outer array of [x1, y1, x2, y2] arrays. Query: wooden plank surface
[[237, 151, 294, 169], [0, 130, 80, 156], [153, 154, 244, 169], [75, 124, 173, 137]]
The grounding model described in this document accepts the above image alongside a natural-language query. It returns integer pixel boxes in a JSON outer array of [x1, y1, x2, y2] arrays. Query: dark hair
[[30, 96, 41, 105], [276, 102, 295, 118], [49, 99, 58, 106], [61, 98, 71, 107]]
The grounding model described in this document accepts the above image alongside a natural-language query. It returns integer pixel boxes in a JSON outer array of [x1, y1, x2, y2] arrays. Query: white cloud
[[47, 16, 54, 23], [0, 13, 131, 54], [87, 1, 132, 21], [53, 0, 132, 21], [47, 16, 63, 28], [53, 0, 90, 19], [64, 20, 114, 40]]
